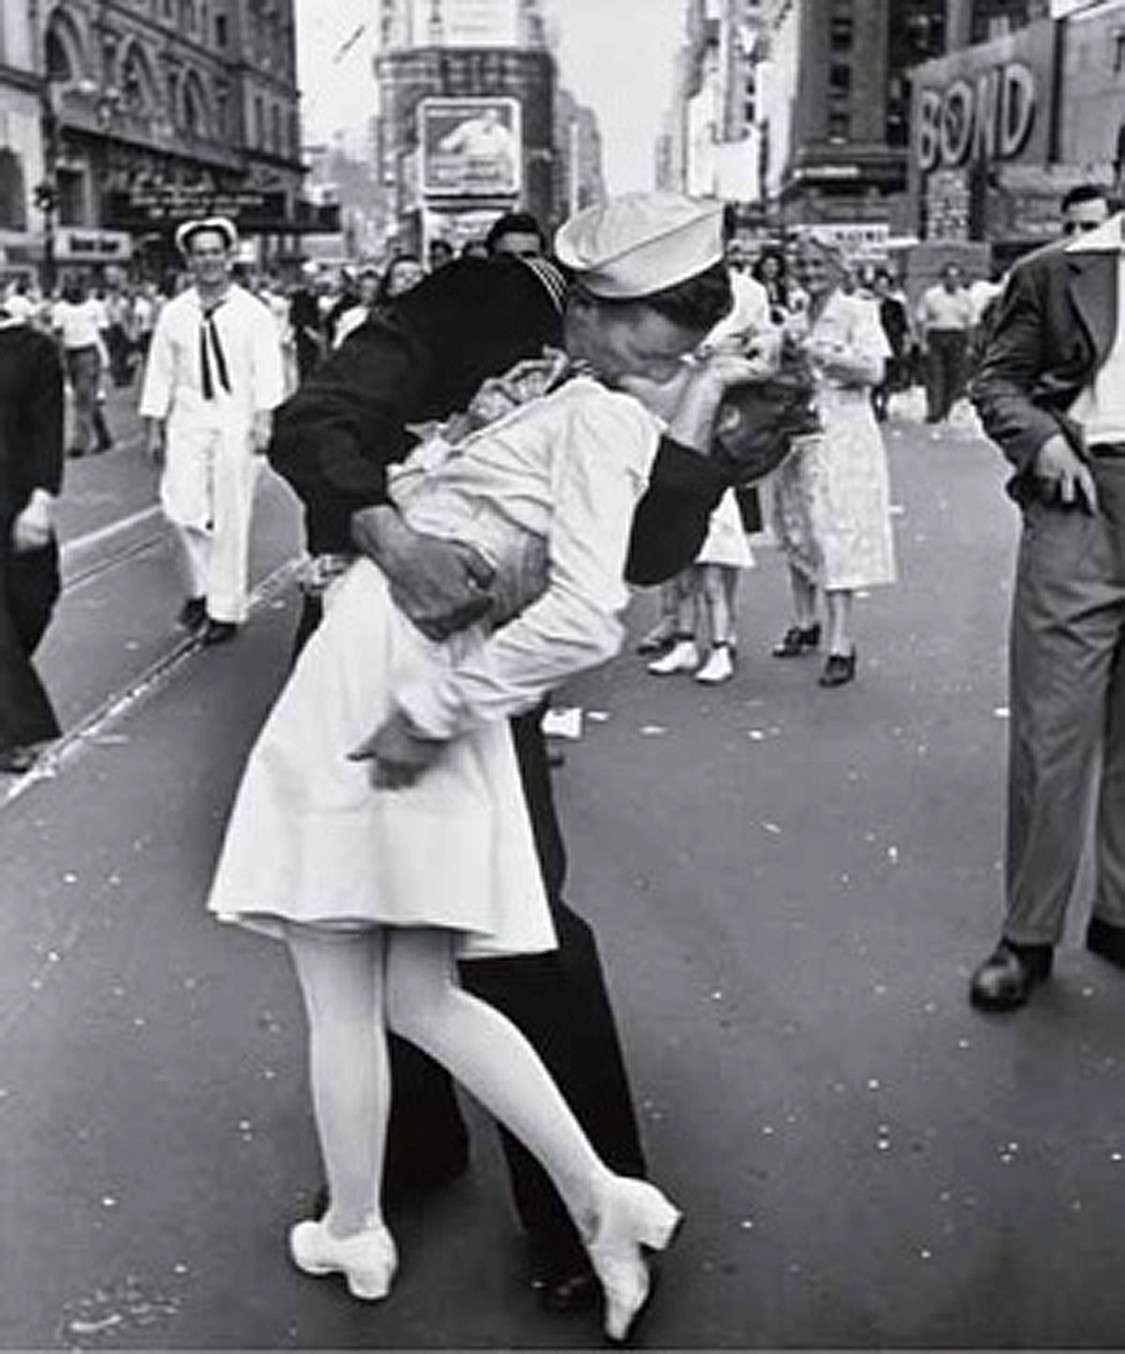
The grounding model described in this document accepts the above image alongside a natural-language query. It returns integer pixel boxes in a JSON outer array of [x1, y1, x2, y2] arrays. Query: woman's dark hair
[[634, 260, 732, 333], [485, 210, 546, 255], [752, 246, 787, 283], [375, 253, 421, 304]]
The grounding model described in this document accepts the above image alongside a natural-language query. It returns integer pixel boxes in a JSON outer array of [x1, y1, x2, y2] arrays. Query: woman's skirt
[[696, 489, 756, 569], [206, 559, 556, 960], [771, 402, 897, 592]]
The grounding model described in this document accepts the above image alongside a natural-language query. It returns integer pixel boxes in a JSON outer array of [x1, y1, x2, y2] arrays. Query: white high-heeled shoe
[[647, 639, 699, 676], [694, 643, 735, 685], [583, 1177, 682, 1343], [289, 1217, 398, 1301]]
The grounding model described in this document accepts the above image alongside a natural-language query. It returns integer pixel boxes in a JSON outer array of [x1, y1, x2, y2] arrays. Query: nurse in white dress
[[206, 192, 756, 1341], [770, 229, 897, 687]]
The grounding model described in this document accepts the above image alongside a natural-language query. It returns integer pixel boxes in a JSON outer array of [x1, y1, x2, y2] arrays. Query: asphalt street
[[2, 386, 1124, 1349]]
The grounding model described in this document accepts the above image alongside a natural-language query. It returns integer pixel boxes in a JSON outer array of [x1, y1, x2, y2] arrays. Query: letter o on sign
[[940, 80, 973, 166], [917, 88, 942, 172]]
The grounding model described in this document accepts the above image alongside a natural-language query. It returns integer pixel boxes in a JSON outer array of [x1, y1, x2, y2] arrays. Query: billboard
[[912, 20, 1057, 175], [411, 0, 520, 47], [419, 97, 522, 197]]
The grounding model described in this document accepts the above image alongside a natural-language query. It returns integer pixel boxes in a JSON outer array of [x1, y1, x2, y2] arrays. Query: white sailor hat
[[554, 192, 725, 300], [175, 215, 238, 255]]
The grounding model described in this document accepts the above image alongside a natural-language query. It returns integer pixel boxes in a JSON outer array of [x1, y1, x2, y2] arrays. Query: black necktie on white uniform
[[200, 301, 231, 400]]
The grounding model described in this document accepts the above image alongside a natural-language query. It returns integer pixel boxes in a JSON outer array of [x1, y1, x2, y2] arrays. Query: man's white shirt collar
[[1065, 213, 1125, 254]]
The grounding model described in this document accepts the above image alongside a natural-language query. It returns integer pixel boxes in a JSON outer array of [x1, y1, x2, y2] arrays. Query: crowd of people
[[3, 180, 1125, 1341]]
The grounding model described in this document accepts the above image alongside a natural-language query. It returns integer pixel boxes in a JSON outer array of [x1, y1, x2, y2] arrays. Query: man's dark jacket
[[269, 256, 730, 584], [971, 236, 1119, 503]]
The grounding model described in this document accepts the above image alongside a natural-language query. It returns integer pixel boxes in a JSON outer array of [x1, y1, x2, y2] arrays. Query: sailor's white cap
[[555, 192, 726, 299]]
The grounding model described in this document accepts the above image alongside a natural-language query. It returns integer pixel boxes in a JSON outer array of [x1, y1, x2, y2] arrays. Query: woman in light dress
[[644, 264, 778, 685], [771, 230, 897, 687], [206, 193, 754, 1341]]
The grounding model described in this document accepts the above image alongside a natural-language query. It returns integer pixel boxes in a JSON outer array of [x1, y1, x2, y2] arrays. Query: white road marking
[[60, 504, 162, 562], [2, 555, 302, 810]]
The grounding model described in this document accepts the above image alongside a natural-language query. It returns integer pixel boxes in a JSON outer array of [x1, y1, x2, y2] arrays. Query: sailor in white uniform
[[139, 216, 284, 644]]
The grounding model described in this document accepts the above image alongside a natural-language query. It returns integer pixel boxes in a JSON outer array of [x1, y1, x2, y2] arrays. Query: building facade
[[911, 0, 1125, 260], [0, 3, 45, 278], [373, 0, 600, 253], [657, 1, 766, 212], [739, 0, 1054, 234], [20, 0, 305, 279]]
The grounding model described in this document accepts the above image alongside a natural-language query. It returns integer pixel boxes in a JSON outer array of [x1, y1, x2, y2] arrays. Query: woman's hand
[[349, 708, 443, 789]]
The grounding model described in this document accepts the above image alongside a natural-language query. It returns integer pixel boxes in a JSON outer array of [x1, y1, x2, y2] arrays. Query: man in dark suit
[[0, 301, 65, 775], [270, 250, 741, 1306], [970, 207, 1125, 1010]]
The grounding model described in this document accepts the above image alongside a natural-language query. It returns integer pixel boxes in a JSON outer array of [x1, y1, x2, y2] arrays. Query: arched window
[[45, 6, 85, 83], [182, 71, 210, 137], [120, 41, 156, 115], [0, 150, 27, 230]]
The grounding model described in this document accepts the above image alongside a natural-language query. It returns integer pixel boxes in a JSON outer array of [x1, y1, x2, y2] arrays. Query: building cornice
[[0, 64, 45, 97]]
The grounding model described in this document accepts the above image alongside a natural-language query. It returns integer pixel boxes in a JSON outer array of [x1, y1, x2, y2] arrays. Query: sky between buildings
[[295, 0, 687, 195]]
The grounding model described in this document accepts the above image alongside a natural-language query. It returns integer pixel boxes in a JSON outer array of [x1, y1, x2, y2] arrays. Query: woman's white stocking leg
[[287, 926, 390, 1237], [385, 928, 609, 1228]]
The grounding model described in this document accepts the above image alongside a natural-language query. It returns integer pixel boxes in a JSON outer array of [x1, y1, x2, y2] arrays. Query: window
[[828, 109, 850, 141], [830, 0, 853, 51], [270, 103, 280, 154], [254, 95, 265, 148], [45, 24, 75, 82], [829, 63, 852, 97], [215, 13, 227, 45], [57, 167, 85, 226], [0, 150, 27, 230]]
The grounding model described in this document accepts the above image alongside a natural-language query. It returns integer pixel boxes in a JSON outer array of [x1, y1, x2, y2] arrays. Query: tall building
[[911, 0, 1124, 259], [21, 0, 306, 278], [373, 0, 596, 253], [751, 0, 1051, 231], [657, 1, 766, 209], [379, 0, 547, 51], [555, 87, 605, 216], [0, 2, 45, 276]]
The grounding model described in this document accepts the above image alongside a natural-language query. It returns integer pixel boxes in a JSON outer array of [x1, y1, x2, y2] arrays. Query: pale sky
[[295, 0, 687, 193]]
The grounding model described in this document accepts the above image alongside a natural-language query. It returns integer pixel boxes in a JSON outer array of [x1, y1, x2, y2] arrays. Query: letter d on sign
[[998, 62, 1035, 159]]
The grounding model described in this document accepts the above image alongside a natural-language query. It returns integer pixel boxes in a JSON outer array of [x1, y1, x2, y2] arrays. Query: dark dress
[[270, 256, 732, 1266], [0, 324, 64, 755]]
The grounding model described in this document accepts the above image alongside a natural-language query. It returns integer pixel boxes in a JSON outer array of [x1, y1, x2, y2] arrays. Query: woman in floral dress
[[771, 230, 897, 687]]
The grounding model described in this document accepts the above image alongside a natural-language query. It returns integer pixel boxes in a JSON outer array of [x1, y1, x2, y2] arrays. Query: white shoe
[[694, 645, 734, 685], [289, 1218, 398, 1301], [647, 640, 699, 676], [582, 1177, 682, 1342]]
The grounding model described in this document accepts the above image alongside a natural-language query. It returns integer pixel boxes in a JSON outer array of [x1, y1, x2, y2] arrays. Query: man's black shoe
[[1086, 916, 1125, 969], [536, 1262, 598, 1315], [201, 619, 238, 646], [177, 596, 207, 631], [529, 1235, 598, 1315], [969, 939, 1053, 1011]]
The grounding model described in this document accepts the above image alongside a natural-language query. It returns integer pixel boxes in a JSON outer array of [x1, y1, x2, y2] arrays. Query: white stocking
[[385, 928, 611, 1232], [286, 926, 390, 1237]]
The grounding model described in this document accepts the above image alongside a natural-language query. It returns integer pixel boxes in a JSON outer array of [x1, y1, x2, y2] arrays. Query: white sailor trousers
[[161, 418, 261, 623]]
